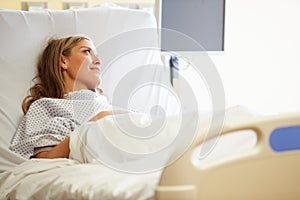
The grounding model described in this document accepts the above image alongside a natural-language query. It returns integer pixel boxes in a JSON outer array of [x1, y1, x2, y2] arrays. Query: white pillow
[[0, 4, 169, 172]]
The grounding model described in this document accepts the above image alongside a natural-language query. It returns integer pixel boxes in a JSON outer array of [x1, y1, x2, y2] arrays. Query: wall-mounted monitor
[[155, 0, 225, 52]]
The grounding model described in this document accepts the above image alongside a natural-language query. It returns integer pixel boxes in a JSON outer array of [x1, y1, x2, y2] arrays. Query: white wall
[[181, 0, 300, 114]]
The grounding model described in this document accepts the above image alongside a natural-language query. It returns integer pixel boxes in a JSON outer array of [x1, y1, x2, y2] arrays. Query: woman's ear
[[60, 55, 68, 70]]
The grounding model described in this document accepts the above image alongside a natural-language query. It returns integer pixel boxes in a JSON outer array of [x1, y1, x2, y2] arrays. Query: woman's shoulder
[[66, 89, 106, 100], [27, 97, 69, 115], [30, 97, 64, 106]]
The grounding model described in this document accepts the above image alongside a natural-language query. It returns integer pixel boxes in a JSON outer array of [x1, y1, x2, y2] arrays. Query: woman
[[10, 35, 118, 159]]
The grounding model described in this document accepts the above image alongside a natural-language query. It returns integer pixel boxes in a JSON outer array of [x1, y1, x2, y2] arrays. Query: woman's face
[[62, 39, 101, 91]]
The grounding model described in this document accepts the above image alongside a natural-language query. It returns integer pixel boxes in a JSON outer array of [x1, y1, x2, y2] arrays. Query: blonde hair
[[22, 35, 91, 114]]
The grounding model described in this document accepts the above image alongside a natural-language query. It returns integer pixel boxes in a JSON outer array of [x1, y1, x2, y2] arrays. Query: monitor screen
[[160, 0, 225, 51]]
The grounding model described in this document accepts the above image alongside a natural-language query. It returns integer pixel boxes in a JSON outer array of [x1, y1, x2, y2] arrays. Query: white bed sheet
[[69, 112, 184, 171], [0, 158, 160, 200], [0, 106, 259, 200]]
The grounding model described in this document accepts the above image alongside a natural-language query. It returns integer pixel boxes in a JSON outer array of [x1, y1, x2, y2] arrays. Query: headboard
[[0, 4, 174, 172]]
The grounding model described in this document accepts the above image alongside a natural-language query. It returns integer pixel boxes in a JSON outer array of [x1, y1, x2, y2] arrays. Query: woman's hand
[[89, 110, 128, 122], [89, 111, 114, 121]]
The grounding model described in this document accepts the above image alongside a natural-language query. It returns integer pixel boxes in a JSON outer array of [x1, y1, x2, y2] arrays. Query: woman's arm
[[34, 137, 70, 158], [34, 110, 123, 159]]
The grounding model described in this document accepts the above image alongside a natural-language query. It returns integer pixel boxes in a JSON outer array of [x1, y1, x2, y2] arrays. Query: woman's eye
[[84, 50, 91, 54]]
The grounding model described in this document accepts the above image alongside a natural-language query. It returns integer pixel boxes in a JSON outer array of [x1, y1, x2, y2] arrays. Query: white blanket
[[2, 112, 183, 200], [0, 106, 260, 200], [69, 112, 188, 173], [0, 112, 186, 200], [0, 158, 160, 200]]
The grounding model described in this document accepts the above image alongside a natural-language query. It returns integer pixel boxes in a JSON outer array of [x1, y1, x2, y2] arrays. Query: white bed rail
[[155, 113, 300, 200]]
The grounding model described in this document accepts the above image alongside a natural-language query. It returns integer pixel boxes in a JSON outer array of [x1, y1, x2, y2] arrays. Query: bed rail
[[155, 113, 300, 200]]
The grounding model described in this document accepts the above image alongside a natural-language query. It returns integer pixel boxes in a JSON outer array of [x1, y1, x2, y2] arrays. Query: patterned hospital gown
[[10, 89, 113, 159]]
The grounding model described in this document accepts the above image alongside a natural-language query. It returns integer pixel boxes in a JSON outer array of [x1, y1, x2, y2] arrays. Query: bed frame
[[156, 113, 300, 200]]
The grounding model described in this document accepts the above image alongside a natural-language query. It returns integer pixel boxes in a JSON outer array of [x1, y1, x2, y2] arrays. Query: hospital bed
[[0, 4, 299, 200]]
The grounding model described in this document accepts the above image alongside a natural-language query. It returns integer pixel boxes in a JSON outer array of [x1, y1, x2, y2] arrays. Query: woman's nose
[[93, 54, 101, 65]]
